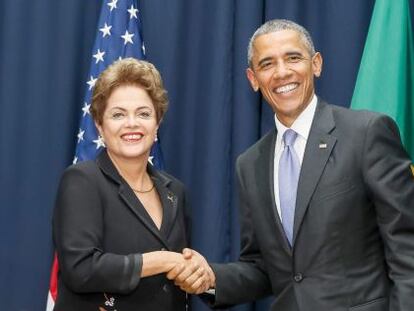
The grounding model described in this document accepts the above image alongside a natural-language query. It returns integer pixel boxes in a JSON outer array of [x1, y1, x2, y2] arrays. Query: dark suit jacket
[[211, 100, 414, 311], [53, 150, 190, 311]]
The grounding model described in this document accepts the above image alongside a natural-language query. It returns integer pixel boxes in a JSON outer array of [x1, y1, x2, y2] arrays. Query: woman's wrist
[[141, 251, 184, 277]]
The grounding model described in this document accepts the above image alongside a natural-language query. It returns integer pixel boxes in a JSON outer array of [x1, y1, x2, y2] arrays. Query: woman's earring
[[154, 130, 158, 142], [98, 135, 106, 147]]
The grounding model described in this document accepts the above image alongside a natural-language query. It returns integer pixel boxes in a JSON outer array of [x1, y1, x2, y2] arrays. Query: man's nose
[[272, 61, 291, 79]]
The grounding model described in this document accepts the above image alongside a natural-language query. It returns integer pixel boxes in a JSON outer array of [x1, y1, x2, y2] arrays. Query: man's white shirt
[[273, 94, 318, 221]]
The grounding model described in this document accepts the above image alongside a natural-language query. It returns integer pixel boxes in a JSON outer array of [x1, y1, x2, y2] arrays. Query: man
[[172, 19, 414, 310]]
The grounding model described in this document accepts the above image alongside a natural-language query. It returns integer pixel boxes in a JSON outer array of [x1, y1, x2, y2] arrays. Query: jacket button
[[163, 284, 169, 293], [293, 273, 303, 282]]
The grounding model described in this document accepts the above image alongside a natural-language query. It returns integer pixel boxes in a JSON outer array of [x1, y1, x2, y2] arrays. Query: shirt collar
[[274, 94, 318, 141]]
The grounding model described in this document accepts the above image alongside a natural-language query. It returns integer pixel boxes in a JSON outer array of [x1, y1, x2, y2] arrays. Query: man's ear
[[246, 67, 259, 92], [312, 52, 323, 78]]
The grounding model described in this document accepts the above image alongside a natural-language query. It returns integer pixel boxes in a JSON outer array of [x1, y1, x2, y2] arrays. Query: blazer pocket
[[312, 180, 356, 203], [349, 297, 387, 311]]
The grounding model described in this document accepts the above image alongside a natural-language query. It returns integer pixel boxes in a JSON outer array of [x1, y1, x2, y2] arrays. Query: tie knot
[[283, 129, 298, 147]]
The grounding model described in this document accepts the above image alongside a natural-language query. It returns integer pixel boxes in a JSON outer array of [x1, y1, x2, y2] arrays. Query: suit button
[[163, 284, 169, 293], [293, 273, 303, 282]]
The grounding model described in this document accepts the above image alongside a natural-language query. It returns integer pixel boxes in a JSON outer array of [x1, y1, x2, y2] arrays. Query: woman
[[53, 58, 209, 310]]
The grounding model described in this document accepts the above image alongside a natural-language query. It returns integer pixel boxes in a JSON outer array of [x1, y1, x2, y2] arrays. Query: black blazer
[[211, 100, 414, 311], [53, 150, 190, 311]]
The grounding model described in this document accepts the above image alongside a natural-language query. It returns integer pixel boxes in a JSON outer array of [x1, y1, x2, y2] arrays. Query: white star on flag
[[142, 42, 146, 55], [72, 156, 78, 165], [82, 102, 90, 116], [121, 30, 134, 45], [77, 129, 85, 143], [99, 23, 112, 37], [93, 49, 105, 64], [107, 0, 118, 11], [93, 136, 105, 149], [87, 76, 97, 90], [128, 5, 138, 19], [148, 156, 154, 165]]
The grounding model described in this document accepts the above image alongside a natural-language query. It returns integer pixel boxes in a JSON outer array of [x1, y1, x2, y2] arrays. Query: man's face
[[247, 30, 322, 127]]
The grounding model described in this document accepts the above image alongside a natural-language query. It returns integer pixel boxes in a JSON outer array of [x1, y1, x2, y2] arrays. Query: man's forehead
[[252, 30, 309, 58], [254, 30, 302, 47]]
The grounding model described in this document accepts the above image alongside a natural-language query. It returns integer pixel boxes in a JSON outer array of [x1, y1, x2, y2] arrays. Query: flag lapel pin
[[319, 142, 327, 149]]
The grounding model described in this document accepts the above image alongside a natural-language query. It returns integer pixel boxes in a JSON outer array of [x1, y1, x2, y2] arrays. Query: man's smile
[[274, 83, 299, 94]]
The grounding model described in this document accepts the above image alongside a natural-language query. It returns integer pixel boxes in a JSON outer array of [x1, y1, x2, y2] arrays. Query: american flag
[[46, 0, 163, 309]]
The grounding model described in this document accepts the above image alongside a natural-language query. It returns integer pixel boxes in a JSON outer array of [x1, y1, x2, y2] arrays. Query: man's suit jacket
[[53, 150, 190, 311], [211, 100, 414, 311]]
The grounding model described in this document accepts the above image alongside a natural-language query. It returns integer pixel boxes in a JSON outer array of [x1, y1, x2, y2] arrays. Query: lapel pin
[[167, 193, 174, 203], [319, 143, 327, 149]]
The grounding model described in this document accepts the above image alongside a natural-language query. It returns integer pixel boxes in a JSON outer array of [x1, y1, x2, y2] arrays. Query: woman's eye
[[138, 111, 152, 119], [111, 112, 124, 119]]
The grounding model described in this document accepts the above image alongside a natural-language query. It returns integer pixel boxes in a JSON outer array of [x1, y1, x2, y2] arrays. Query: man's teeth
[[275, 83, 298, 94]]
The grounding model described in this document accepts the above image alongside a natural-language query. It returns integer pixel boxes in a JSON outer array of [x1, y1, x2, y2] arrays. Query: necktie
[[279, 129, 300, 246]]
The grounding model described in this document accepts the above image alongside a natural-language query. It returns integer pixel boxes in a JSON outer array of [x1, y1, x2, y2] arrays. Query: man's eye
[[260, 62, 272, 69], [287, 56, 302, 62]]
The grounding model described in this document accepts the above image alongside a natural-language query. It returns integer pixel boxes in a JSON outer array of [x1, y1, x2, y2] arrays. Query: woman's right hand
[[166, 248, 215, 294]]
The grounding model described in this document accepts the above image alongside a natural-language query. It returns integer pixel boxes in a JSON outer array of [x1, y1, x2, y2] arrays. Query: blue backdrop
[[1, 0, 412, 310]]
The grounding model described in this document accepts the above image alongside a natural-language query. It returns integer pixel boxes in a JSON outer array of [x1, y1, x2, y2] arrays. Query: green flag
[[351, 0, 414, 159]]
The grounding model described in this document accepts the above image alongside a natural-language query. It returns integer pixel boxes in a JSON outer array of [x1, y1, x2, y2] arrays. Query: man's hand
[[166, 248, 215, 294]]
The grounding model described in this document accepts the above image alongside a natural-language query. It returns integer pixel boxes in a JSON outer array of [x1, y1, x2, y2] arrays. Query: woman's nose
[[125, 114, 138, 126]]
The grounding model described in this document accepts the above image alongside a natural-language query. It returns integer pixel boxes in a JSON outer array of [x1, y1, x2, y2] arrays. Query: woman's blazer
[[53, 150, 190, 311]]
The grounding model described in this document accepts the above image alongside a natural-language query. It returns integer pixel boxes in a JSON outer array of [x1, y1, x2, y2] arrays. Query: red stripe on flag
[[49, 254, 59, 300]]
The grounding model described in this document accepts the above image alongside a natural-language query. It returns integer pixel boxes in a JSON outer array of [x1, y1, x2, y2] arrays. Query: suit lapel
[[97, 151, 171, 249], [150, 167, 178, 239], [293, 100, 337, 244], [118, 185, 170, 248], [256, 130, 292, 254]]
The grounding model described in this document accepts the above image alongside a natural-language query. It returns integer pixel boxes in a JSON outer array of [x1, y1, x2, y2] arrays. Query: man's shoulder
[[318, 100, 388, 132], [325, 101, 384, 122], [237, 129, 275, 165]]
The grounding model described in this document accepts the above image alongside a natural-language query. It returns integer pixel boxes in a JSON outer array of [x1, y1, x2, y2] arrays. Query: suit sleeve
[[53, 165, 142, 294], [362, 114, 414, 310], [210, 156, 272, 307]]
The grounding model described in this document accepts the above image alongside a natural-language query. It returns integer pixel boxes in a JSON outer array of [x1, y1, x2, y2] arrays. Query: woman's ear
[[95, 122, 103, 137]]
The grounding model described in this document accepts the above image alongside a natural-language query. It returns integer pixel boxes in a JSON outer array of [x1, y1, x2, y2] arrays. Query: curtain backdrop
[[3, 0, 412, 310]]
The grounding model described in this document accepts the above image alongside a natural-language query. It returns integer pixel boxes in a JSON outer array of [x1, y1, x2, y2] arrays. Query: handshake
[[166, 248, 216, 295]]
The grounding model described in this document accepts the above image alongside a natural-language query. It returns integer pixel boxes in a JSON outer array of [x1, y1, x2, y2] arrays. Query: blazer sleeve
[[362, 114, 414, 310], [210, 156, 272, 307], [53, 164, 142, 294]]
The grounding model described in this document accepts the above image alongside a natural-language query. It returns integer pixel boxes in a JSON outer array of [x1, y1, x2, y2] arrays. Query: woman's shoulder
[[64, 159, 100, 175], [152, 168, 186, 191], [59, 160, 103, 185]]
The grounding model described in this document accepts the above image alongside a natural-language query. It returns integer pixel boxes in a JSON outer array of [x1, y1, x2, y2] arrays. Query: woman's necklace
[[131, 182, 155, 194]]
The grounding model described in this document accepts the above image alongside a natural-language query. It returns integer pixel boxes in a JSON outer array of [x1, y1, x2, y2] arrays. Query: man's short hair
[[247, 19, 316, 67]]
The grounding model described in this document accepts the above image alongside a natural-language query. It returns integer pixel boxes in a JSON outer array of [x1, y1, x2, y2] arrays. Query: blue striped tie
[[279, 129, 300, 246]]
